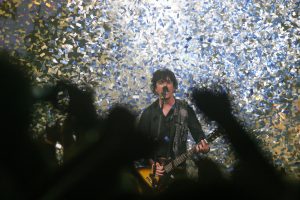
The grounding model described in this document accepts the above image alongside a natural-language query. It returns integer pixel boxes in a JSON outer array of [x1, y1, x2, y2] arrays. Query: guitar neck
[[164, 147, 195, 174], [163, 129, 221, 174]]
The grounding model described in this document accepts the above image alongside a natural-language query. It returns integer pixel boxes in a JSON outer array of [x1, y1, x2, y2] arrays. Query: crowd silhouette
[[0, 51, 299, 200]]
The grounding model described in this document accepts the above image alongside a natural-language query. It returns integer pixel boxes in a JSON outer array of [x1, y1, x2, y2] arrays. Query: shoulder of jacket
[[148, 100, 158, 109], [176, 99, 189, 107], [142, 100, 158, 113]]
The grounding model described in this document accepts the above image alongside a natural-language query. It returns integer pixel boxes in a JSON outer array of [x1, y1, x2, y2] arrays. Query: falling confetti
[[0, 0, 299, 179]]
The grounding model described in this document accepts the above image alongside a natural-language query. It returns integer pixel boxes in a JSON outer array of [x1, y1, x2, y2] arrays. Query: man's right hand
[[152, 162, 165, 176]]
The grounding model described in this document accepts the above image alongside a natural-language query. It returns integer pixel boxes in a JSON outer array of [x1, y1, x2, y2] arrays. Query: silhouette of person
[[191, 87, 298, 200], [0, 51, 54, 199]]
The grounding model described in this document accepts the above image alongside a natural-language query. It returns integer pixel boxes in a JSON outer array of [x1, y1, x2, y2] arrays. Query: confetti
[[0, 0, 299, 179]]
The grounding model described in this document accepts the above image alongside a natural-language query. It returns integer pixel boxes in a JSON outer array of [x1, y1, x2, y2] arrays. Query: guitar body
[[136, 166, 184, 192], [135, 130, 221, 193], [136, 167, 159, 189]]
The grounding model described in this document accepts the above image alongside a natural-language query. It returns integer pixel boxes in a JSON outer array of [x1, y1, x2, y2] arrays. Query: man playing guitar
[[137, 68, 210, 191]]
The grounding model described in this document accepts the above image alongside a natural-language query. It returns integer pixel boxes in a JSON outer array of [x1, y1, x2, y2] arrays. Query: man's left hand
[[196, 139, 210, 154]]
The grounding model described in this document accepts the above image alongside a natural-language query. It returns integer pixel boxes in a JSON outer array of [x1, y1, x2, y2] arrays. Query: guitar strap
[[172, 100, 189, 158]]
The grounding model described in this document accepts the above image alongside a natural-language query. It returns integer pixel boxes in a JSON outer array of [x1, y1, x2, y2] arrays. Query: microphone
[[162, 86, 168, 98]]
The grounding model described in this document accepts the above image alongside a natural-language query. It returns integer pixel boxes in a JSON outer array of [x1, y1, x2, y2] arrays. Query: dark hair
[[150, 68, 178, 94]]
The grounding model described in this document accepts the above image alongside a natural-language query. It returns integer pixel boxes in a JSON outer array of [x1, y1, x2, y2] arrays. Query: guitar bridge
[[146, 176, 152, 184]]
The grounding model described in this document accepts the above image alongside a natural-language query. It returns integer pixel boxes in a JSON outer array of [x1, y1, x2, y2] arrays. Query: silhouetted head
[[0, 51, 34, 134]]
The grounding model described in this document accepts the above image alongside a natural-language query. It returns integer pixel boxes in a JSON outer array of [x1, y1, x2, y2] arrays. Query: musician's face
[[155, 77, 175, 99]]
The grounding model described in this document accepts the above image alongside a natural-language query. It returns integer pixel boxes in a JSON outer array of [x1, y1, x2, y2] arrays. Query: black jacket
[[138, 99, 206, 159]]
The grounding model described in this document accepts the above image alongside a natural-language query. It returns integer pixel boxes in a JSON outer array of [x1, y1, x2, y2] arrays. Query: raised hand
[[191, 87, 232, 126]]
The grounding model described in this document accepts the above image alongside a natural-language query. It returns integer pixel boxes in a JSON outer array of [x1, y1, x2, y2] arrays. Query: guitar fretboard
[[163, 129, 221, 174], [164, 147, 195, 173]]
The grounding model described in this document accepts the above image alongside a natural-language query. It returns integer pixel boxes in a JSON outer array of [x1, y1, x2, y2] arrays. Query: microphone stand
[[151, 87, 167, 189]]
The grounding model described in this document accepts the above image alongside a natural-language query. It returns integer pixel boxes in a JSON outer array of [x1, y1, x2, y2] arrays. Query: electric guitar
[[135, 129, 222, 192]]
